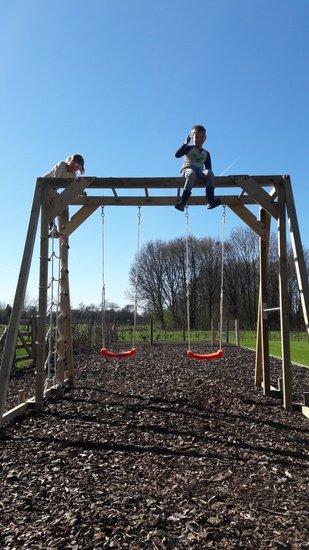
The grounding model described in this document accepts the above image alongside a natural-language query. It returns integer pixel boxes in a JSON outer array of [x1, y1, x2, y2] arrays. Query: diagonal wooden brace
[[228, 204, 266, 239], [240, 176, 279, 219], [47, 178, 89, 222], [60, 205, 100, 237]]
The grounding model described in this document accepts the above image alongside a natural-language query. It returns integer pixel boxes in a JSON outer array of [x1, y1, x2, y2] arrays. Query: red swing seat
[[187, 349, 224, 361], [100, 347, 137, 359]]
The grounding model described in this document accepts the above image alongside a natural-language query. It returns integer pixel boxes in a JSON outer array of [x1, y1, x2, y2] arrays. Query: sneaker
[[207, 198, 221, 210], [175, 203, 185, 212]]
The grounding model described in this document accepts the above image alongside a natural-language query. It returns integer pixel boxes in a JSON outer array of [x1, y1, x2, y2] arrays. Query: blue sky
[[0, 0, 308, 309]]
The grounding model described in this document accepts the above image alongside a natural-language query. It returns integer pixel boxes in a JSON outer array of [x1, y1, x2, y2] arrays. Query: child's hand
[[185, 135, 191, 145]]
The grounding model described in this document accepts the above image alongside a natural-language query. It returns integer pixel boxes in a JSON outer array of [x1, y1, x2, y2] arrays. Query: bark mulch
[[0, 344, 309, 549]]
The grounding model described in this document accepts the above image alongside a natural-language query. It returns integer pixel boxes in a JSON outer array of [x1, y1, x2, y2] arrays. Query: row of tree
[[1, 227, 307, 331], [129, 227, 308, 331]]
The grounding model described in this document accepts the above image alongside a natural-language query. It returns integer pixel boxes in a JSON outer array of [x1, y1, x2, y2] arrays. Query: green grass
[[4, 323, 308, 368], [148, 328, 309, 367], [237, 331, 309, 367]]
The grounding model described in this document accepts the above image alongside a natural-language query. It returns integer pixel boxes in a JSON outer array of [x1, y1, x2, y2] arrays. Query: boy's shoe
[[175, 203, 185, 212], [207, 198, 221, 210]]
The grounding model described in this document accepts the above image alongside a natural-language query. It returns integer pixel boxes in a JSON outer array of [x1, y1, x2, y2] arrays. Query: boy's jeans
[[182, 167, 215, 191]]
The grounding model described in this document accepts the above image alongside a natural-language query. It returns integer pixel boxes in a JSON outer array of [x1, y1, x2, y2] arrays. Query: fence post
[[226, 320, 229, 344], [211, 319, 215, 346], [149, 319, 153, 346], [235, 319, 240, 346], [31, 316, 37, 366]]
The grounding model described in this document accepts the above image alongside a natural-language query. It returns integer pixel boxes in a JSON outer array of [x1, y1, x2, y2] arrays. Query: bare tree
[[130, 240, 167, 328], [229, 228, 259, 329]]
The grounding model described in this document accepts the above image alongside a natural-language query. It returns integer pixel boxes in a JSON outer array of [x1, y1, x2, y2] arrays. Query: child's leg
[[201, 170, 221, 209], [183, 168, 196, 192], [175, 169, 195, 211]]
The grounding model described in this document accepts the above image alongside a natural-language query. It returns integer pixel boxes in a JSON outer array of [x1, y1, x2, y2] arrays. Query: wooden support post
[[65, 280, 74, 387], [284, 177, 309, 340], [278, 182, 292, 410], [0, 181, 42, 424], [58, 209, 74, 386], [35, 185, 50, 410], [258, 209, 271, 394], [255, 291, 263, 387], [19, 390, 26, 404], [56, 211, 69, 392]]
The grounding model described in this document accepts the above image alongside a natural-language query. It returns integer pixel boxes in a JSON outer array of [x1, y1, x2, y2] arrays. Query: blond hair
[[191, 125, 206, 135]]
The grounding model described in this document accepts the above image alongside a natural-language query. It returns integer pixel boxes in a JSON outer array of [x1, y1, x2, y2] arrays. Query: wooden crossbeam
[[67, 195, 258, 207], [40, 174, 285, 190]]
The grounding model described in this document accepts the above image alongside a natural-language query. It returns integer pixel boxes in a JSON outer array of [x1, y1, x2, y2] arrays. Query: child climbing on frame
[[43, 153, 85, 236], [174, 125, 220, 212], [43, 153, 85, 178]]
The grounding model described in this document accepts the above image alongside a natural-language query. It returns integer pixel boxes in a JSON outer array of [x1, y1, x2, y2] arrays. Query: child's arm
[[204, 151, 212, 171], [53, 161, 68, 177], [43, 161, 67, 178], [175, 136, 191, 158]]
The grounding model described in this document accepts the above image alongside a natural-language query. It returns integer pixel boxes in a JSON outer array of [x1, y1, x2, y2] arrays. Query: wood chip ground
[[1, 344, 309, 549]]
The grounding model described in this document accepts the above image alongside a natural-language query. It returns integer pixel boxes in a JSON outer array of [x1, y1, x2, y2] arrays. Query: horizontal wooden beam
[[39, 174, 286, 190], [68, 194, 259, 207]]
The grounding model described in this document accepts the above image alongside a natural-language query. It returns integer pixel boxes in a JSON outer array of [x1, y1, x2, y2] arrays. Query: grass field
[[2, 324, 308, 368], [116, 327, 309, 367], [238, 333, 309, 367]]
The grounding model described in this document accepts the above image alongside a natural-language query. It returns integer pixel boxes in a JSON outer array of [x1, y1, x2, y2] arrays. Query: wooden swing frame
[[0, 174, 308, 426], [99, 206, 141, 360]]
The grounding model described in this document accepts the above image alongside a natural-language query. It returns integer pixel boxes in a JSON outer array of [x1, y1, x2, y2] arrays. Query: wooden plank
[[0, 181, 42, 425], [277, 183, 292, 410], [46, 178, 89, 221], [260, 209, 271, 395], [2, 379, 70, 426], [284, 177, 309, 339], [61, 205, 99, 237], [228, 204, 266, 239], [2, 403, 28, 425], [68, 195, 258, 207], [40, 174, 284, 190], [239, 177, 279, 219], [35, 185, 50, 409], [65, 281, 74, 387], [57, 210, 69, 387]]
